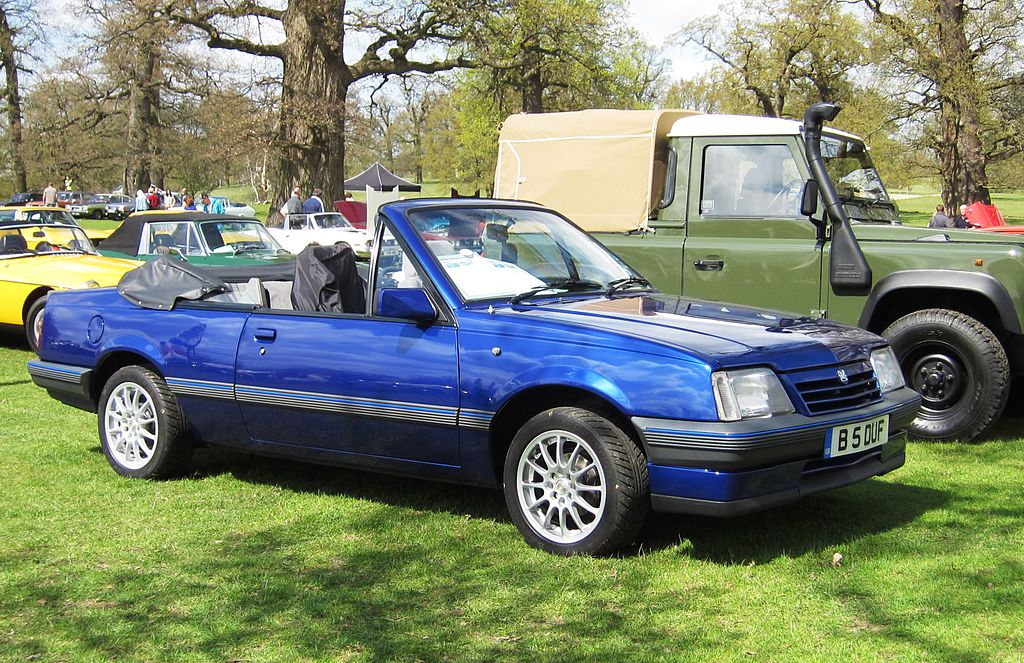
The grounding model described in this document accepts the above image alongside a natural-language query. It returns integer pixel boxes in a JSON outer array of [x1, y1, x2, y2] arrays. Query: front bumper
[[633, 387, 920, 517]]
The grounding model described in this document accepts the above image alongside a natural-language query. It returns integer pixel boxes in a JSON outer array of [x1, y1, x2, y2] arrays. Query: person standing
[[283, 187, 303, 215], [134, 189, 148, 212], [302, 187, 325, 213], [928, 204, 954, 229], [146, 186, 161, 210], [42, 182, 57, 206], [163, 189, 176, 209]]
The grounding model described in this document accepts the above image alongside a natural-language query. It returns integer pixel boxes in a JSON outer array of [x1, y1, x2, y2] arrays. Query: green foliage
[[1, 339, 1023, 659], [675, 0, 868, 118]]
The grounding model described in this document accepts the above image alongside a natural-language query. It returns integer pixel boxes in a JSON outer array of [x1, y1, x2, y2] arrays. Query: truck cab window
[[701, 144, 802, 218]]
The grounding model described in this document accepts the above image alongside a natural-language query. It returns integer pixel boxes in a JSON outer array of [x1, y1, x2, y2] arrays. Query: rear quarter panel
[[40, 288, 251, 447]]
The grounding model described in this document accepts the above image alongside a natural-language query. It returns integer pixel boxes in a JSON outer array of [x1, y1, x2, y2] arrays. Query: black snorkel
[[803, 102, 872, 295]]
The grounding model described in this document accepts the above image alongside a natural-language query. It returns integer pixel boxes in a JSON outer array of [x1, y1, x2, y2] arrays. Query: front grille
[[792, 361, 881, 415]]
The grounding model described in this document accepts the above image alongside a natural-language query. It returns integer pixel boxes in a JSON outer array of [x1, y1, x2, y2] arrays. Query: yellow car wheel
[[26, 295, 47, 354]]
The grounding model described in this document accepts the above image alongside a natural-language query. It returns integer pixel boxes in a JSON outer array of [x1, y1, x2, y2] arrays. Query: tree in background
[[863, 0, 1024, 210], [172, 0, 485, 210], [0, 0, 38, 193], [675, 0, 866, 118]]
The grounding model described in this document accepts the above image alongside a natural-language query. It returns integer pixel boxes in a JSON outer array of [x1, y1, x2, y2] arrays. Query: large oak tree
[[171, 0, 482, 207], [863, 0, 1024, 210]]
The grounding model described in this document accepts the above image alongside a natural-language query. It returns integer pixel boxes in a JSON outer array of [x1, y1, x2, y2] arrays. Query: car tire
[[25, 295, 48, 353], [503, 407, 649, 555], [98, 366, 193, 479], [883, 308, 1008, 441]]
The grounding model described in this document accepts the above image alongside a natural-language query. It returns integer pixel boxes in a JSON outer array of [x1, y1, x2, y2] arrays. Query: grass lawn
[[1, 337, 1022, 661]]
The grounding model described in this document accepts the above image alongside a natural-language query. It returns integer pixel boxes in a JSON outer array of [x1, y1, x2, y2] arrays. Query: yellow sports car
[[0, 222, 140, 351], [0, 205, 115, 243]]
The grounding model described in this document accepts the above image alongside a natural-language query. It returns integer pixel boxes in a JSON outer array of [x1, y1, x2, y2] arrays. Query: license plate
[[824, 415, 889, 458]]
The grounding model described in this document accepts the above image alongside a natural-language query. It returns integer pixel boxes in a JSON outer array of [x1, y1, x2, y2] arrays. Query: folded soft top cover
[[118, 256, 228, 309]]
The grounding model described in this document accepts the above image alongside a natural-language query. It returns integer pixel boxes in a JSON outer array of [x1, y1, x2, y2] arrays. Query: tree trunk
[[521, 40, 543, 112], [126, 46, 161, 193], [0, 7, 26, 192], [936, 0, 990, 209], [273, 0, 349, 207]]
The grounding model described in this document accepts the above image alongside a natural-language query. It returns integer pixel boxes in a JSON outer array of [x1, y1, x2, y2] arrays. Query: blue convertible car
[[29, 199, 920, 554]]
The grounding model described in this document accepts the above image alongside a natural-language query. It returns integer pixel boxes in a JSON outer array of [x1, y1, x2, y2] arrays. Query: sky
[[38, 0, 726, 83], [626, 0, 726, 80]]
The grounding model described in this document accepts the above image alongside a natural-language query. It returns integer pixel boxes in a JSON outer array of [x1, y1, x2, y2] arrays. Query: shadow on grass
[[187, 445, 949, 564], [638, 480, 949, 564]]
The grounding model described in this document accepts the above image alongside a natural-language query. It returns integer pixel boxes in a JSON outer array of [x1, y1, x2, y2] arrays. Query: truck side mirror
[[800, 179, 818, 217]]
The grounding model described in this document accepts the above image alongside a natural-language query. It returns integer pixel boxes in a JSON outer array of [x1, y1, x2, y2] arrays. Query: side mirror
[[800, 179, 819, 217], [377, 288, 437, 323]]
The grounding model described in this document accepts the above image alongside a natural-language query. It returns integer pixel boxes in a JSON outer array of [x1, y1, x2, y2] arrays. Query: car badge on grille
[[837, 369, 849, 384]]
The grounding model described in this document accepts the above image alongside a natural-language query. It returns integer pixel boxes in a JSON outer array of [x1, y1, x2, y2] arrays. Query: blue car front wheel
[[503, 407, 649, 555]]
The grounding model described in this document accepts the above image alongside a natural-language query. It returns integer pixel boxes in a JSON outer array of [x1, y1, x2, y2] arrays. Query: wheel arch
[[859, 270, 1018, 337], [487, 384, 645, 486], [22, 286, 52, 323], [90, 350, 162, 405]]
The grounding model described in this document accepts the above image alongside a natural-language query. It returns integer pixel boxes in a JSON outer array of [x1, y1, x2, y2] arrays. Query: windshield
[[405, 207, 641, 302], [821, 134, 889, 203], [86, 195, 110, 204], [200, 220, 285, 254], [315, 213, 354, 230], [0, 224, 97, 257]]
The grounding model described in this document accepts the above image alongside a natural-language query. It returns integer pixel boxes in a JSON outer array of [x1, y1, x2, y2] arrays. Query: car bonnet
[[496, 294, 884, 371]]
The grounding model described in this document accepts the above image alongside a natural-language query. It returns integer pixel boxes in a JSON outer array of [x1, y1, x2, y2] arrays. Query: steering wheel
[[34, 241, 55, 252], [766, 179, 803, 214]]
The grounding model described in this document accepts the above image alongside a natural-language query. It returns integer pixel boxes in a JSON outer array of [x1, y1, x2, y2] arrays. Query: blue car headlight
[[712, 368, 795, 421], [870, 347, 905, 393]]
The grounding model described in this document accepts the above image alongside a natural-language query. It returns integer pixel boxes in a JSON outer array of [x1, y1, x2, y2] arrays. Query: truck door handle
[[694, 259, 724, 271], [254, 328, 277, 342]]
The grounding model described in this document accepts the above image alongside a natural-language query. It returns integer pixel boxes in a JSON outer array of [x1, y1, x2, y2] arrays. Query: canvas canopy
[[494, 109, 699, 232], [344, 162, 421, 192]]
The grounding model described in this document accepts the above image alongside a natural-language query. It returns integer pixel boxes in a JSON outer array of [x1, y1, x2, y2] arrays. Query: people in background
[[953, 204, 970, 229], [163, 189, 177, 209], [928, 204, 954, 229], [283, 187, 303, 215], [146, 186, 161, 210], [303, 187, 325, 213], [134, 189, 148, 212], [42, 182, 57, 207], [198, 193, 225, 214]]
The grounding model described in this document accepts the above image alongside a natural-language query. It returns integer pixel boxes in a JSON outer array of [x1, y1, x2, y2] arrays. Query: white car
[[212, 196, 256, 218], [268, 212, 370, 258]]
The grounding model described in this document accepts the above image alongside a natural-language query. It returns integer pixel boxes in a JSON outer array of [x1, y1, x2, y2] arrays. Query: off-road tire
[[503, 407, 649, 555], [883, 308, 1008, 441], [98, 365, 193, 478]]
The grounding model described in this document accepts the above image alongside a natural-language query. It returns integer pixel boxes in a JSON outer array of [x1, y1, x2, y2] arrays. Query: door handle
[[254, 328, 277, 341], [694, 259, 724, 271]]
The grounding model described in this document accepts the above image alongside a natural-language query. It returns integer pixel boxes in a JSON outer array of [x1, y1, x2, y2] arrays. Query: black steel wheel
[[883, 308, 1008, 441]]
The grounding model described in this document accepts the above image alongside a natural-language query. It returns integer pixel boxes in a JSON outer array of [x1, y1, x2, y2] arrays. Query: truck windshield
[[821, 134, 889, 203]]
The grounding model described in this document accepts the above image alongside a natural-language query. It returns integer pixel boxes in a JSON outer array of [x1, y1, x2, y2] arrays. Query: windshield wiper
[[510, 278, 604, 304], [606, 276, 653, 296]]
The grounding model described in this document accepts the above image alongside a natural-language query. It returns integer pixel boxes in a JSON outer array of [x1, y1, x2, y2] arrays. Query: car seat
[[290, 243, 366, 314], [0, 233, 29, 253]]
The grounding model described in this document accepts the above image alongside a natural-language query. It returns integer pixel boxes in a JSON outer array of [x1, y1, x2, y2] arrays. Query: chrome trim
[[166, 377, 235, 401]]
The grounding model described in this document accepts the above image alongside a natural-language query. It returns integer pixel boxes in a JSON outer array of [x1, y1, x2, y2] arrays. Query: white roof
[[667, 114, 862, 141]]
